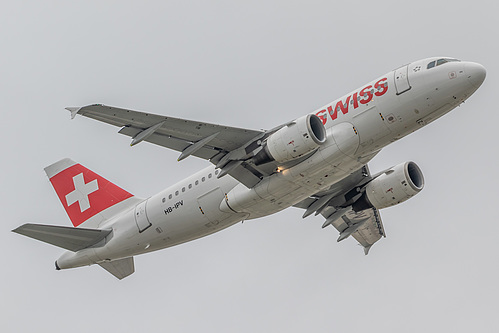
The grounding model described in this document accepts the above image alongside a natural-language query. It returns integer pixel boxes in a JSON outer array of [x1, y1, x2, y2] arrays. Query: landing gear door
[[394, 65, 411, 95], [134, 200, 151, 233]]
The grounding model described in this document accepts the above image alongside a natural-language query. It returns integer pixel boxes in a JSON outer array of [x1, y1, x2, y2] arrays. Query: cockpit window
[[437, 58, 449, 66], [428, 58, 460, 69]]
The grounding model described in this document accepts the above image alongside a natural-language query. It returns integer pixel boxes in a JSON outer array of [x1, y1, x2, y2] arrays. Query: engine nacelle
[[353, 161, 424, 211], [253, 114, 326, 165]]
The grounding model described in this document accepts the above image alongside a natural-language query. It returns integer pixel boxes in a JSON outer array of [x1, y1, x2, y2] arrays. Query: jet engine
[[353, 161, 424, 211], [253, 114, 326, 165]]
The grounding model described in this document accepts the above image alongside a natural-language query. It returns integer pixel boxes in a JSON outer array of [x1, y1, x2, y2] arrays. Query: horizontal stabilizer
[[12, 223, 111, 252], [99, 257, 135, 280]]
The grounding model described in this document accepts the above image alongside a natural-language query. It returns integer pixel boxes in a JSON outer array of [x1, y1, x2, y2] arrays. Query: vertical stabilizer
[[45, 158, 138, 227]]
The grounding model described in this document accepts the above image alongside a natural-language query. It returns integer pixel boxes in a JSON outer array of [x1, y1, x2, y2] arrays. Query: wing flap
[[294, 165, 386, 253], [226, 162, 262, 187], [293, 166, 369, 211], [73, 104, 264, 153], [320, 207, 385, 254], [335, 208, 384, 246], [71, 104, 314, 188], [12, 223, 112, 252], [119, 126, 222, 160]]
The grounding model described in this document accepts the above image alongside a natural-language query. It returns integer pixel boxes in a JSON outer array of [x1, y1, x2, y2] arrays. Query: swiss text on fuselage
[[316, 77, 388, 124]]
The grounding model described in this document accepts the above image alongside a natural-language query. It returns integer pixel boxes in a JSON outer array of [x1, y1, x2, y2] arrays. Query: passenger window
[[215, 170, 219, 175], [169, 194, 172, 199], [188, 184, 192, 189], [182, 187, 185, 192], [208, 173, 212, 179], [195, 180, 199, 185], [427, 61, 436, 69], [175, 190, 179, 196], [202, 177, 206, 182]]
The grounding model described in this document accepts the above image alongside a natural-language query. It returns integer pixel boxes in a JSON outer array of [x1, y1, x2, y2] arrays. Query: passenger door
[[394, 65, 411, 95]]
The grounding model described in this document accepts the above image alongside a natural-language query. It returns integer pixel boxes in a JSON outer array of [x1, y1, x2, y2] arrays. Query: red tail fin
[[45, 159, 134, 227]]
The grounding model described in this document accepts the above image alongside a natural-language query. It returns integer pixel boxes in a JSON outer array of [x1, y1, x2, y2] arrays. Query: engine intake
[[353, 161, 424, 211], [253, 114, 326, 165]]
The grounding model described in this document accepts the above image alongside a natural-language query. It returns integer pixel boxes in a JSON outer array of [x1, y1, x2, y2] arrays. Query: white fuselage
[[57, 57, 485, 269]]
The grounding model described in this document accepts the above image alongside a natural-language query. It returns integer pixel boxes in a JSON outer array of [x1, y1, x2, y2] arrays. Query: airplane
[[13, 57, 486, 279]]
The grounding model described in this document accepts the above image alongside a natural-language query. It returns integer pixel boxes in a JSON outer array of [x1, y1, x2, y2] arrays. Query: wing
[[294, 165, 386, 254], [321, 206, 385, 255], [68, 104, 290, 188], [68, 104, 264, 160]]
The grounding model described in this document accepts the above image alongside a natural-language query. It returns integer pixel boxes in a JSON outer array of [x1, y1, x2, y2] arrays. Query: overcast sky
[[2, 1, 497, 332]]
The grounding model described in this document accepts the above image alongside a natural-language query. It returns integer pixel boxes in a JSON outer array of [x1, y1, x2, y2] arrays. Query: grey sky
[[2, 1, 497, 332]]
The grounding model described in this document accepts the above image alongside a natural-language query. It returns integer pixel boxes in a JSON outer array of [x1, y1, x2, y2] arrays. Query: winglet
[[65, 107, 81, 120]]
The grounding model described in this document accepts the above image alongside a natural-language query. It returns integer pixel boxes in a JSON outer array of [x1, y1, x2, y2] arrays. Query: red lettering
[[328, 95, 351, 120], [359, 85, 373, 105], [316, 109, 328, 125], [374, 78, 388, 97], [352, 92, 359, 109], [323, 77, 389, 123]]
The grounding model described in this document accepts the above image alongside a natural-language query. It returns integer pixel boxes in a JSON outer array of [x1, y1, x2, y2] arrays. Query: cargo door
[[353, 106, 391, 151]]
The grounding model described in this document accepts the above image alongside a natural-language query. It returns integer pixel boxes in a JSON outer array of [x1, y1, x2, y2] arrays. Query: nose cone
[[466, 62, 486, 88]]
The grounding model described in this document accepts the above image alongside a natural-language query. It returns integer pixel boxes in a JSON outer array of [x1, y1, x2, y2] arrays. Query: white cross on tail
[[65, 173, 99, 212]]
